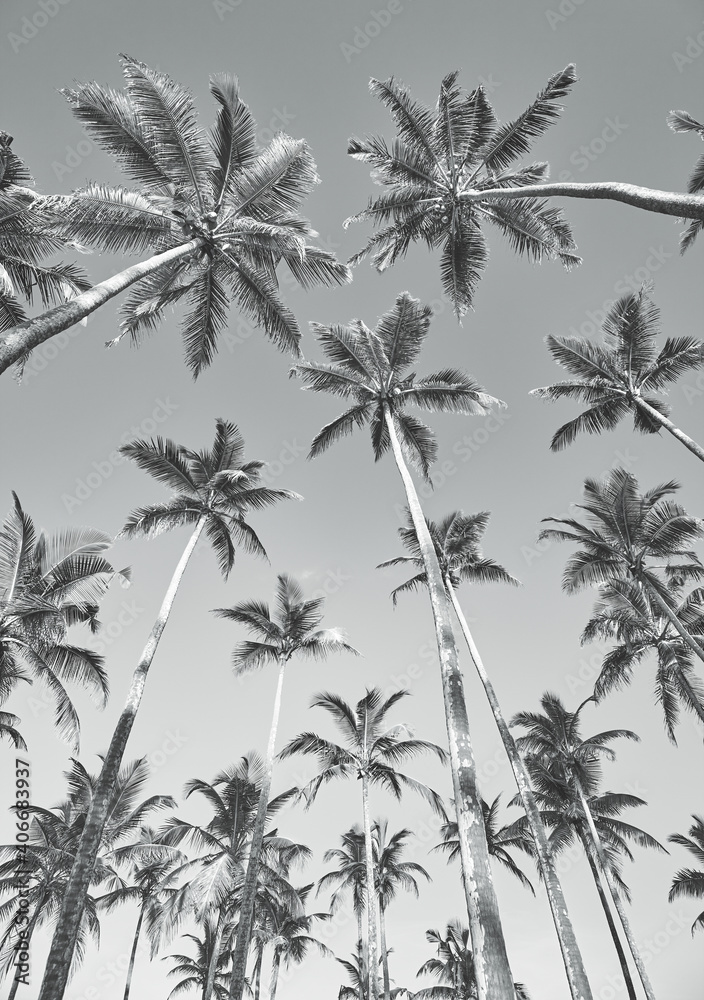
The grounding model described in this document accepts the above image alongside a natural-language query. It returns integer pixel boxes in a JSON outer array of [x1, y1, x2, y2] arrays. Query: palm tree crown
[[667, 110, 704, 251], [668, 814, 704, 934]]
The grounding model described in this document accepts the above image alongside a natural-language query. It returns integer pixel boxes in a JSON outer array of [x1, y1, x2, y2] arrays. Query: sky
[[1, 0, 703, 998]]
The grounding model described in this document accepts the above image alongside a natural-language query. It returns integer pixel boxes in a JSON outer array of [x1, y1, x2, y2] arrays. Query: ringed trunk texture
[[447, 581, 594, 1000], [37, 518, 206, 1000], [357, 909, 365, 1000], [7, 903, 42, 1000], [229, 656, 287, 1000], [633, 398, 704, 464], [576, 784, 657, 1000], [458, 183, 704, 220], [203, 913, 227, 1000], [122, 904, 145, 1000], [0, 239, 204, 376], [361, 773, 380, 1000], [383, 406, 515, 1000], [581, 836, 637, 1000], [379, 905, 391, 1000]]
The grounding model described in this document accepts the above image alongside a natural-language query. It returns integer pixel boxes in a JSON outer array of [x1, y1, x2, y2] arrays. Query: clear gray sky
[[1, 0, 703, 998]]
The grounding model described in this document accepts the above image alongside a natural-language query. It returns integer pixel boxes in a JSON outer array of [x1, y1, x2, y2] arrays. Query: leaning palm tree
[[345, 68, 580, 317], [214, 573, 357, 1000], [0, 55, 350, 377], [540, 467, 704, 668], [38, 420, 299, 1000], [531, 287, 704, 461], [668, 814, 704, 934], [317, 824, 368, 995], [279, 688, 447, 1000], [667, 110, 704, 250], [291, 292, 519, 1000], [582, 578, 704, 741], [378, 509, 592, 1000]]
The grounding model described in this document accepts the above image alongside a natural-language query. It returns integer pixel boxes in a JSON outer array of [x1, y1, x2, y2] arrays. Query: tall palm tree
[[540, 467, 704, 668], [582, 578, 704, 741], [291, 292, 519, 1000], [163, 925, 231, 1000], [214, 573, 357, 1000], [668, 814, 704, 934], [279, 688, 447, 1000], [667, 110, 704, 250], [345, 68, 580, 316], [378, 509, 592, 1000], [0, 55, 350, 377], [337, 949, 383, 1000], [531, 287, 704, 461], [39, 420, 298, 1000], [0, 491, 127, 750], [372, 820, 431, 1000], [258, 883, 332, 1000], [317, 824, 368, 995], [511, 693, 664, 1000]]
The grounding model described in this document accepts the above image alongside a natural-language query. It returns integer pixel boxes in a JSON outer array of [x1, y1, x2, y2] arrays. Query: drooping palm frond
[[667, 109, 704, 251]]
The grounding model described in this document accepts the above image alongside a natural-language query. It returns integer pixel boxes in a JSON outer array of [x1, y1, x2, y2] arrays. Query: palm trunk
[[230, 654, 288, 1000], [575, 783, 657, 1000], [0, 239, 204, 376], [7, 903, 41, 1000], [633, 397, 704, 464], [580, 835, 637, 1000], [644, 582, 704, 665], [458, 183, 704, 220], [252, 944, 263, 1000], [203, 912, 227, 1000], [383, 405, 515, 1000], [361, 772, 379, 1000], [379, 904, 390, 1000], [356, 908, 365, 1000], [38, 518, 207, 1000], [446, 581, 594, 1000], [123, 904, 145, 1000], [268, 952, 281, 1000]]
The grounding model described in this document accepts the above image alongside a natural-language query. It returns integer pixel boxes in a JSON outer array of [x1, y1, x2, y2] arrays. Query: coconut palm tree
[[163, 925, 231, 1000], [511, 693, 664, 1000], [0, 55, 350, 377], [214, 574, 357, 999], [582, 578, 704, 741], [345, 68, 580, 316], [667, 110, 704, 250], [540, 467, 704, 668], [291, 291, 518, 1000], [372, 820, 431, 1000], [257, 883, 332, 1000], [38, 420, 299, 1000], [378, 509, 592, 1000], [0, 491, 128, 750], [668, 815, 704, 934], [279, 688, 447, 1000], [531, 287, 704, 461], [337, 949, 383, 1000], [317, 824, 368, 995]]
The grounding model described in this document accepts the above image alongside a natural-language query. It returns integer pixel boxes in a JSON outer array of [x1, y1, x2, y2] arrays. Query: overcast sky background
[[1, 1, 703, 998]]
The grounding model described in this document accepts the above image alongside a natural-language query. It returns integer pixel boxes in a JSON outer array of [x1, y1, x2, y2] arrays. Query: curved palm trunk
[[383, 406, 515, 1000], [446, 581, 594, 1000], [7, 903, 41, 1000], [361, 772, 379, 1000], [203, 911, 227, 1000], [0, 238, 204, 377], [458, 183, 704, 220], [230, 655, 288, 1000], [580, 835, 637, 1000], [268, 952, 281, 1000], [252, 943, 263, 1000], [122, 903, 145, 1000], [38, 518, 207, 1000], [575, 783, 657, 1000], [643, 582, 704, 666], [378, 904, 390, 1000], [633, 397, 704, 464]]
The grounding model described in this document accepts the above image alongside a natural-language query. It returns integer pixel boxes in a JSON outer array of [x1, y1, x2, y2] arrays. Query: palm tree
[[345, 68, 580, 316], [378, 509, 592, 1000], [668, 815, 704, 934], [540, 467, 704, 668], [582, 578, 704, 741], [163, 926, 231, 1000], [511, 693, 664, 1000], [531, 287, 704, 461], [38, 420, 299, 1000], [0, 492, 127, 750], [291, 292, 518, 1000], [214, 573, 357, 1000], [667, 110, 704, 250], [372, 820, 431, 1000], [337, 949, 383, 1000], [258, 883, 332, 1000], [279, 688, 447, 1000], [0, 56, 350, 377], [317, 825, 368, 996]]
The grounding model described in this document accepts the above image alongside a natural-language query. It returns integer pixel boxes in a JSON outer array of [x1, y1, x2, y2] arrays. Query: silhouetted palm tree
[[668, 814, 704, 934]]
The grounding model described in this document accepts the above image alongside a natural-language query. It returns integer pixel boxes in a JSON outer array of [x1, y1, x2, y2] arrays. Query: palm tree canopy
[[378, 507, 519, 603], [668, 814, 704, 934], [372, 819, 431, 908], [291, 291, 503, 478], [318, 825, 367, 914], [344, 67, 580, 316], [531, 286, 704, 450], [119, 418, 300, 577], [667, 110, 704, 251], [213, 571, 358, 673]]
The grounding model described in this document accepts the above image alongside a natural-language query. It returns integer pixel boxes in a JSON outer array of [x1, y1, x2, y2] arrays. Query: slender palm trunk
[[446, 581, 594, 1000], [379, 904, 390, 1000], [361, 772, 379, 1000], [230, 655, 288, 1000], [122, 904, 145, 1000], [580, 835, 637, 1000], [356, 907, 365, 1000], [0, 239, 204, 376], [458, 183, 704, 220], [7, 903, 41, 1000], [268, 952, 281, 1000], [644, 582, 704, 666], [383, 406, 515, 1000], [252, 944, 263, 1000], [203, 912, 227, 1000], [633, 397, 704, 464], [575, 783, 657, 1000], [38, 518, 207, 1000]]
